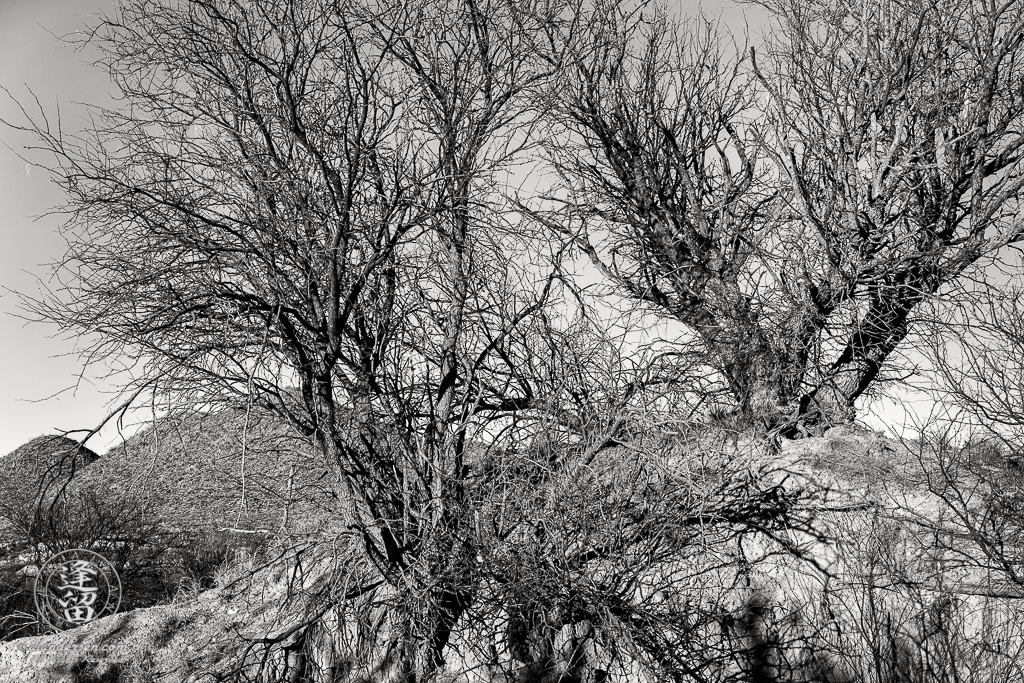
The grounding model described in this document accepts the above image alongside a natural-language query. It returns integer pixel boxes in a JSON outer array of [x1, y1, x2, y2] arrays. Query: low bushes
[[0, 475, 271, 639]]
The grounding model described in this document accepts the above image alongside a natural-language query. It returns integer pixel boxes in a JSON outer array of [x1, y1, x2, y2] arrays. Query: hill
[[0, 436, 99, 545], [0, 408, 336, 640], [0, 408, 333, 544], [76, 407, 334, 535]]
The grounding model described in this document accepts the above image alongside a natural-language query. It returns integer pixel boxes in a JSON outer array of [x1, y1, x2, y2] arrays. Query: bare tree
[[530, 0, 1024, 433], [6, 0, 574, 678], [13, 0, 1024, 679], [911, 276, 1024, 599]]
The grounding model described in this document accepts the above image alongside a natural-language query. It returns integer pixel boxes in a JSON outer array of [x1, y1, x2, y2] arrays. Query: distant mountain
[[0, 436, 99, 540]]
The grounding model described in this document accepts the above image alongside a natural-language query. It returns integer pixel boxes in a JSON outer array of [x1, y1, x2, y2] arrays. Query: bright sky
[[0, 0, 926, 457], [0, 0, 123, 456]]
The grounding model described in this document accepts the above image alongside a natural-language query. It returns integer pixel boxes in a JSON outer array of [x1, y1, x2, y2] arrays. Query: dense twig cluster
[[7, 0, 1024, 680]]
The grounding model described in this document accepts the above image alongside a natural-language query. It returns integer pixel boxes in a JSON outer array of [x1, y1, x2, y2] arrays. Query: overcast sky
[[0, 0, 927, 457]]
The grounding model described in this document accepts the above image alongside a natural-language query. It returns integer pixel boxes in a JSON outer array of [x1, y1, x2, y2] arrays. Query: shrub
[[0, 478, 272, 638]]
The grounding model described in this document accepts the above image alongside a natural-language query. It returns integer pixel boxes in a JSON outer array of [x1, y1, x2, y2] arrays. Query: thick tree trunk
[[304, 586, 415, 683], [703, 322, 798, 429], [282, 628, 309, 683], [508, 605, 559, 681], [418, 587, 473, 681], [790, 280, 929, 434], [713, 341, 807, 433]]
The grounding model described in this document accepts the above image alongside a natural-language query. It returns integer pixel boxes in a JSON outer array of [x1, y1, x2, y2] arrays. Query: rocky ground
[[0, 423, 1020, 682]]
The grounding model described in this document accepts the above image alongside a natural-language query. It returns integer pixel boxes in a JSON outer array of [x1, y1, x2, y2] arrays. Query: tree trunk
[[419, 587, 473, 681], [508, 605, 559, 681], [711, 330, 805, 433]]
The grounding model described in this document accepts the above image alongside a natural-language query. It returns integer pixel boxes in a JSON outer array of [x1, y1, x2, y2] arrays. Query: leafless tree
[[6, 0, 575, 678], [904, 276, 1024, 602], [12, 0, 1024, 679], [530, 0, 1024, 433]]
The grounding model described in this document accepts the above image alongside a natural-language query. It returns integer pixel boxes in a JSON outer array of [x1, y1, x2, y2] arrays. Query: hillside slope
[[0, 408, 334, 544], [79, 408, 334, 535]]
